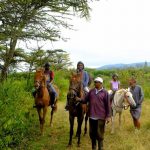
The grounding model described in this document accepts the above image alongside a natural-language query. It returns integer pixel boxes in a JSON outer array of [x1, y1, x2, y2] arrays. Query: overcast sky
[[46, 0, 150, 68]]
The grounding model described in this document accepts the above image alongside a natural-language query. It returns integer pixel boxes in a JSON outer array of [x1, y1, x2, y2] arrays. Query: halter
[[113, 90, 130, 110], [34, 71, 45, 90]]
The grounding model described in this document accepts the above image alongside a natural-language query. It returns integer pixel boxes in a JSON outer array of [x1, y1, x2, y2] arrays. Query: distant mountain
[[97, 62, 150, 70]]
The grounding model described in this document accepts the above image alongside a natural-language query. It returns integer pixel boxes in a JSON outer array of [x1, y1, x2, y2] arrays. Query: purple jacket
[[84, 88, 111, 120]]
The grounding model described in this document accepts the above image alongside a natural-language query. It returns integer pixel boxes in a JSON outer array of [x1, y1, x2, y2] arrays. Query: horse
[[67, 72, 88, 147], [34, 68, 58, 135], [108, 89, 136, 134]]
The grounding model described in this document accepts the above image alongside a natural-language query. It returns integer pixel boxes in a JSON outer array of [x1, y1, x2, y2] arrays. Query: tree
[[0, 0, 96, 81]]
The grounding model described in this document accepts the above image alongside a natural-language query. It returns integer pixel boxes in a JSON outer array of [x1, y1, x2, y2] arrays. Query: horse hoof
[[67, 143, 72, 147], [111, 131, 114, 134]]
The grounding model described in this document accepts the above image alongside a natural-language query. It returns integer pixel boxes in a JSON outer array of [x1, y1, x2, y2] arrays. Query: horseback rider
[[33, 62, 57, 108], [109, 73, 120, 103], [65, 61, 89, 110]]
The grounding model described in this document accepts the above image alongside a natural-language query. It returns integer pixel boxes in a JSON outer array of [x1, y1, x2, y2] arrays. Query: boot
[[50, 92, 56, 108], [98, 141, 103, 150], [32, 90, 37, 98], [92, 139, 96, 150], [65, 100, 69, 111], [32, 90, 37, 108]]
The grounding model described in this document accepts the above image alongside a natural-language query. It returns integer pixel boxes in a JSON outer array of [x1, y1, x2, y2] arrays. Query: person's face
[[77, 63, 84, 71], [129, 79, 136, 87], [94, 81, 103, 89], [113, 76, 118, 80], [45, 65, 50, 70]]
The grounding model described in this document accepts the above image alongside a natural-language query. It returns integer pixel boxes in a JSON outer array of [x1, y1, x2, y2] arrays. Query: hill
[[97, 62, 150, 70]]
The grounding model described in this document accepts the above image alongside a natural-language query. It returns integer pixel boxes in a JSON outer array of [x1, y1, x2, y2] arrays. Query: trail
[[19, 101, 150, 150]]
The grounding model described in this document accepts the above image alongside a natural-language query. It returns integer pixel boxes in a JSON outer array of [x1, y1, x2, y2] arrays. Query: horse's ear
[[127, 88, 130, 92]]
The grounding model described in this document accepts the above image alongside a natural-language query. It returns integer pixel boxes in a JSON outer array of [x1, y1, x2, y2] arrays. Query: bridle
[[34, 73, 45, 90], [113, 91, 130, 110]]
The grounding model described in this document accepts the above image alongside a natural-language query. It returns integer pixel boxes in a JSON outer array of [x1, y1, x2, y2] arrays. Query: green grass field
[[18, 99, 150, 150]]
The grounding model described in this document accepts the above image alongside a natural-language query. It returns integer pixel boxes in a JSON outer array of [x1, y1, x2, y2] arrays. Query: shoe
[[33, 105, 37, 108]]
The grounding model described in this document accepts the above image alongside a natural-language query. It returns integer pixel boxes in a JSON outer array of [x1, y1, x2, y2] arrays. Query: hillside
[[97, 62, 150, 70]]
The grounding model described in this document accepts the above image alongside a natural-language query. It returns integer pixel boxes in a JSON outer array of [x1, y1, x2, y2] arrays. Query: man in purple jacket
[[83, 77, 111, 150]]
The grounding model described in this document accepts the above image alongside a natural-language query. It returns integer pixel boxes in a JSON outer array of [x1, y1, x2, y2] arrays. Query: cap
[[94, 77, 103, 83]]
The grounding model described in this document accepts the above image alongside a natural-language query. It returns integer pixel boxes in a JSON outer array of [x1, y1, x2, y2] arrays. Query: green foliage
[[0, 79, 34, 149], [54, 69, 70, 101], [1, 67, 150, 149]]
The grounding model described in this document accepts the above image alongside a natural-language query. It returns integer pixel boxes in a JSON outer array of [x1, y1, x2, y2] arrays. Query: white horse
[[108, 89, 136, 134]]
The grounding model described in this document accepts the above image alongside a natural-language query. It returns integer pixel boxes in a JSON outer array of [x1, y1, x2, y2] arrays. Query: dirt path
[[19, 101, 150, 150]]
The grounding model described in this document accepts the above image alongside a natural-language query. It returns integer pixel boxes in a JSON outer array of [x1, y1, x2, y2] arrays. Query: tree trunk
[[0, 38, 17, 82]]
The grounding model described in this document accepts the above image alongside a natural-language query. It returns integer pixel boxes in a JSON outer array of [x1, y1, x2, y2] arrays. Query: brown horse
[[34, 68, 58, 135], [67, 72, 88, 147]]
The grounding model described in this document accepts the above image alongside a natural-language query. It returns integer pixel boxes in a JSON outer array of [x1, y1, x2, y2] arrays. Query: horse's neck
[[114, 91, 125, 106]]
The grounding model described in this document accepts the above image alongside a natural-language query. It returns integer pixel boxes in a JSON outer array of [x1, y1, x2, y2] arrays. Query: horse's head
[[67, 72, 83, 104], [124, 89, 136, 107], [34, 68, 46, 89]]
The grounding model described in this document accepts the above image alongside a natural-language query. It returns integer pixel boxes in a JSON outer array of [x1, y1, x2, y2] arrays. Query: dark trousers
[[89, 118, 105, 150]]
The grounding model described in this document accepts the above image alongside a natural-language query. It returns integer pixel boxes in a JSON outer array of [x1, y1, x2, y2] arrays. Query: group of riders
[[32, 61, 144, 150]]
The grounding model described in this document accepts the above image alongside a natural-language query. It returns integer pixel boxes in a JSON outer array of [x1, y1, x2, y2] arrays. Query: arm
[[83, 71, 89, 87], [50, 71, 54, 83], [139, 86, 144, 104], [110, 82, 113, 90], [82, 91, 90, 104], [104, 91, 111, 119]]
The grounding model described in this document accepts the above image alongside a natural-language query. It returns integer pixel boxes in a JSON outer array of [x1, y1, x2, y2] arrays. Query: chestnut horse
[[67, 72, 88, 147], [34, 68, 58, 135]]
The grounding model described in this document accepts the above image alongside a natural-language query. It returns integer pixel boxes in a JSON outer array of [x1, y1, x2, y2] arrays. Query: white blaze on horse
[[108, 89, 136, 134]]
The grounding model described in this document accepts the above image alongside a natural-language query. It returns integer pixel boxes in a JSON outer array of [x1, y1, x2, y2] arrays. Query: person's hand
[[106, 117, 111, 124], [75, 97, 82, 102]]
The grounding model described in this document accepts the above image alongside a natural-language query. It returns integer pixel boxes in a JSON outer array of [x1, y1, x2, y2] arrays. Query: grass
[[18, 99, 150, 150]]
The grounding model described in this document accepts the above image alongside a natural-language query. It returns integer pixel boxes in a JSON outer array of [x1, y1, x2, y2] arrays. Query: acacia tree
[[24, 48, 72, 71], [0, 0, 96, 81]]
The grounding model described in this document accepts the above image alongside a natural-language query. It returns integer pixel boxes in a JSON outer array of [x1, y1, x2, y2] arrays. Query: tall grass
[[1, 67, 150, 149], [0, 79, 34, 149]]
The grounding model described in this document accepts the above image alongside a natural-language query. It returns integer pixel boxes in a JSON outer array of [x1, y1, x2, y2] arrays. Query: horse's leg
[[68, 114, 74, 146], [84, 112, 88, 135], [76, 115, 84, 146], [50, 108, 54, 127], [119, 112, 122, 130], [41, 107, 47, 135], [37, 108, 44, 135], [111, 110, 116, 134]]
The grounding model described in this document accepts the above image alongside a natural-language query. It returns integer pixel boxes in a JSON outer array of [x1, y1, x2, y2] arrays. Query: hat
[[94, 77, 103, 83]]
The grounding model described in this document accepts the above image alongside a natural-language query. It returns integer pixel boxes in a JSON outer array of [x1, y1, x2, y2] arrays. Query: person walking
[[83, 77, 111, 150], [128, 77, 144, 130]]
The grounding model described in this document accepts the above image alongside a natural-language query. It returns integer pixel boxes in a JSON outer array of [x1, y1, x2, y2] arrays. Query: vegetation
[[0, 67, 150, 149], [0, 0, 97, 81]]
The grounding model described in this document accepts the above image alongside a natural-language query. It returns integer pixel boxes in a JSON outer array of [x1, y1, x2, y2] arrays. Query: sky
[[36, 0, 150, 68]]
